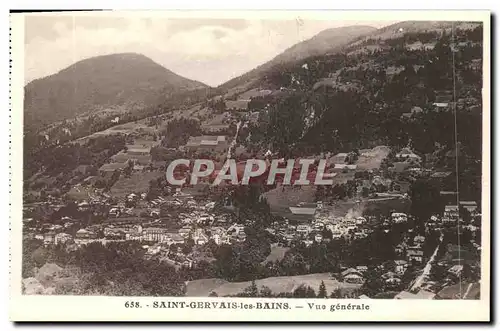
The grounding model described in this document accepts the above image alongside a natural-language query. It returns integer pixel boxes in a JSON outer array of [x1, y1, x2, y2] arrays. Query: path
[[227, 120, 242, 159], [409, 232, 444, 291]]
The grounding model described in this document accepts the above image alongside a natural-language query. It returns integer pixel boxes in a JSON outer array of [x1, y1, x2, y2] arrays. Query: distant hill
[[345, 21, 482, 49], [218, 25, 376, 91], [24, 53, 208, 130]]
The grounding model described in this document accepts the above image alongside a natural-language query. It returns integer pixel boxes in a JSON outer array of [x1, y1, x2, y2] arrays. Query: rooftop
[[99, 162, 127, 172]]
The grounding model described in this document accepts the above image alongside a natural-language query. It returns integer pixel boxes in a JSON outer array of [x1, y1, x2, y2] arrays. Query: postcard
[[9, 10, 490, 322]]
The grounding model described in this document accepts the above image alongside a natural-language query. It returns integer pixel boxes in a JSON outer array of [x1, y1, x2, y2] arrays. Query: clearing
[[110, 171, 163, 199], [261, 246, 290, 265], [185, 273, 361, 297]]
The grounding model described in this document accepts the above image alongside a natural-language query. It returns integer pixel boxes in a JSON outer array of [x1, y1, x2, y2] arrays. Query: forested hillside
[[240, 25, 483, 200]]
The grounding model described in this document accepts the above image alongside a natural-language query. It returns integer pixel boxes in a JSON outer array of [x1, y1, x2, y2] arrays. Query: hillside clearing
[[185, 273, 361, 297]]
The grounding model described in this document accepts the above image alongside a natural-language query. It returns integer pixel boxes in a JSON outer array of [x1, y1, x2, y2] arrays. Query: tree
[[260, 286, 273, 297], [244, 280, 259, 297], [330, 288, 342, 298], [317, 280, 327, 298], [293, 285, 316, 298]]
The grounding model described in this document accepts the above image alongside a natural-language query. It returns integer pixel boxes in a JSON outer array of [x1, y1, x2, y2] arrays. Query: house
[[356, 265, 368, 273], [165, 233, 185, 245], [193, 229, 209, 245], [459, 201, 478, 214], [98, 162, 127, 176], [108, 207, 120, 218], [432, 102, 450, 109], [391, 213, 408, 224], [296, 224, 311, 236], [333, 164, 358, 172], [228, 223, 246, 234], [185, 135, 228, 153], [126, 146, 150, 156], [75, 229, 97, 240], [54, 233, 72, 245], [143, 227, 168, 242], [382, 272, 402, 287], [331, 152, 348, 164], [178, 227, 192, 238], [341, 268, 365, 284], [77, 200, 90, 212], [353, 230, 367, 239], [236, 232, 247, 243], [314, 233, 323, 243], [150, 208, 160, 218], [331, 230, 343, 239], [406, 246, 424, 263], [431, 171, 453, 179], [413, 235, 425, 245], [43, 231, 56, 245], [447, 265, 464, 279], [184, 258, 195, 269], [212, 233, 222, 245], [395, 290, 436, 299], [443, 205, 459, 223], [356, 217, 367, 225], [396, 148, 421, 163], [469, 59, 482, 71], [225, 99, 250, 111], [394, 260, 409, 274]]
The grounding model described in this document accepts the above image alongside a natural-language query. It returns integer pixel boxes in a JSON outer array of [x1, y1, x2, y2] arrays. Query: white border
[[6, 8, 492, 324]]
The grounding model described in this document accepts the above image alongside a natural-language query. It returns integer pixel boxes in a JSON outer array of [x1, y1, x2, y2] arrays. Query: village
[[22, 104, 482, 299]]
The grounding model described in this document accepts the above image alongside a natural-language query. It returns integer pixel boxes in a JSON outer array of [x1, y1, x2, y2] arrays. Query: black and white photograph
[[9, 10, 490, 322]]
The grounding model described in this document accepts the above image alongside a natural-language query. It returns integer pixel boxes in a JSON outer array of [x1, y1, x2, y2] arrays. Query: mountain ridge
[[217, 25, 377, 91], [24, 52, 208, 130]]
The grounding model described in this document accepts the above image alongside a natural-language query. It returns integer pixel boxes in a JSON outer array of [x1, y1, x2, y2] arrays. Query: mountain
[[351, 20, 481, 41], [273, 25, 378, 62], [217, 25, 377, 91], [24, 53, 208, 130], [344, 21, 482, 52], [235, 21, 483, 174]]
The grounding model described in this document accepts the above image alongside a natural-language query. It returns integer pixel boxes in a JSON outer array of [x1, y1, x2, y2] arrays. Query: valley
[[22, 20, 483, 300]]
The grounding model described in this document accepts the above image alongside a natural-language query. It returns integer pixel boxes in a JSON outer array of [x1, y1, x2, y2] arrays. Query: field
[[67, 185, 96, 200], [355, 146, 391, 170], [110, 171, 162, 198], [185, 273, 362, 297], [365, 196, 411, 215], [319, 200, 365, 219], [75, 122, 156, 145], [264, 185, 316, 219], [261, 246, 290, 265]]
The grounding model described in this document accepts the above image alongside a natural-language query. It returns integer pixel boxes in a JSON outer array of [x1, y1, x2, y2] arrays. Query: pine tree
[[330, 288, 342, 298], [318, 281, 327, 298], [245, 280, 259, 297], [260, 286, 273, 297]]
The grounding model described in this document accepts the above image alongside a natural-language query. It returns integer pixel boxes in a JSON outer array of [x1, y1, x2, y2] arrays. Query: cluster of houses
[[424, 201, 480, 233], [266, 208, 373, 248], [394, 233, 426, 264], [27, 188, 254, 270]]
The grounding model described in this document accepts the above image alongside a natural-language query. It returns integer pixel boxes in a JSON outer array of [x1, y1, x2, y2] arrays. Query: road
[[409, 232, 444, 292], [227, 121, 242, 159]]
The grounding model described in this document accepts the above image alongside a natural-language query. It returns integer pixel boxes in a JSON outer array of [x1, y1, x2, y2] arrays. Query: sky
[[24, 14, 394, 87]]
